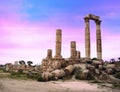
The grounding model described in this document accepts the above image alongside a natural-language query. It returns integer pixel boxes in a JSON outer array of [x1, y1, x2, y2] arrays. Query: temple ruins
[[40, 14, 103, 72], [7, 14, 118, 82], [4, 14, 120, 85], [5, 14, 103, 73]]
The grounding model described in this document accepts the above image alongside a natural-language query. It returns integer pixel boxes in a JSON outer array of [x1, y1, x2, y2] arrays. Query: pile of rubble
[[40, 58, 120, 85]]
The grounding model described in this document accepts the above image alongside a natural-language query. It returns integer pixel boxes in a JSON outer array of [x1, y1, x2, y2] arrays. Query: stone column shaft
[[76, 51, 80, 59], [46, 49, 52, 59], [84, 17, 90, 58], [55, 29, 62, 58], [96, 20, 102, 59], [70, 41, 76, 58]]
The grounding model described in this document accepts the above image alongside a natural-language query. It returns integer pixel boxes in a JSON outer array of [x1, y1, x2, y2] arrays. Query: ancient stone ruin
[[40, 14, 120, 83], [4, 14, 120, 84], [40, 28, 81, 73], [41, 14, 102, 73]]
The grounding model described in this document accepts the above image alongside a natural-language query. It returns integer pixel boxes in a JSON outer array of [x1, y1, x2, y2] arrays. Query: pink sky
[[0, 0, 120, 64]]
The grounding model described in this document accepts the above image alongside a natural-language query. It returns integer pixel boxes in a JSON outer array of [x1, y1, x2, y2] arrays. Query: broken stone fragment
[[42, 72, 53, 81], [64, 65, 75, 75], [51, 69, 65, 79]]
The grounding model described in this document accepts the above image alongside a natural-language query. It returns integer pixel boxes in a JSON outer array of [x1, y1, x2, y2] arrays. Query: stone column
[[14, 61, 18, 66], [54, 29, 62, 58], [46, 49, 52, 59], [84, 17, 90, 58], [95, 20, 102, 59], [70, 41, 76, 59], [76, 51, 80, 59]]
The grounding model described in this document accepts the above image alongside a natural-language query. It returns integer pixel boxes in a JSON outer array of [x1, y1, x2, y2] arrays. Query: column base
[[54, 55, 62, 59]]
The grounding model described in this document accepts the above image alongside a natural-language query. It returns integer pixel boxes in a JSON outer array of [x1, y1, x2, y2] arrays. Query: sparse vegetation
[[37, 74, 44, 82], [114, 73, 120, 79], [62, 74, 73, 81], [112, 83, 120, 89], [87, 72, 95, 80], [10, 71, 28, 80], [0, 73, 10, 78], [27, 61, 33, 66], [91, 58, 98, 60], [90, 79, 102, 83]]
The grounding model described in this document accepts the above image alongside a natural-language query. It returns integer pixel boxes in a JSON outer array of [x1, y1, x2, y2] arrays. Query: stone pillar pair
[[46, 29, 62, 59], [84, 17, 102, 59], [47, 29, 82, 60]]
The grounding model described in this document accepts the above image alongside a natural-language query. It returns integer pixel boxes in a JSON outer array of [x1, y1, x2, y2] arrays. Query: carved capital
[[95, 20, 101, 25], [84, 17, 89, 22]]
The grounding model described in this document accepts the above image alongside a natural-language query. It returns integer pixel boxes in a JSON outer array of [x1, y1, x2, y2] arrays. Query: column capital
[[84, 17, 89, 22], [95, 20, 102, 25], [71, 41, 76, 47]]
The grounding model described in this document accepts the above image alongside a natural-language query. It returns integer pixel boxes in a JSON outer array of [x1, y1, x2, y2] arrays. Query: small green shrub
[[114, 73, 120, 79], [87, 72, 95, 80], [27, 72, 45, 81], [10, 72, 18, 76], [37, 75, 44, 82], [90, 80, 102, 83], [92, 58, 97, 60], [0, 68, 8, 73], [18, 69, 23, 74]]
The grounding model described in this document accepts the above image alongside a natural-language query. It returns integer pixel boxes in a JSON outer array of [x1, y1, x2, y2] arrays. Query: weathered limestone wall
[[41, 58, 65, 72]]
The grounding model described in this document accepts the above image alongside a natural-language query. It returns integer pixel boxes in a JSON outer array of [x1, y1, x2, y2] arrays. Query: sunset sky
[[0, 0, 120, 64]]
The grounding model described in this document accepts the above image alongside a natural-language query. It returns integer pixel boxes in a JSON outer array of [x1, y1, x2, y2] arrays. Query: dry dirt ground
[[0, 78, 119, 92]]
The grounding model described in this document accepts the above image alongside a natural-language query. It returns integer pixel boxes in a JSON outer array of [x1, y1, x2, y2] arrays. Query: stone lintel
[[85, 14, 100, 21]]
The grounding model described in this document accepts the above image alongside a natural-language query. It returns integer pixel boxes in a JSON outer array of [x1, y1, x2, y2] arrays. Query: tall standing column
[[70, 41, 76, 59], [55, 29, 62, 58], [95, 20, 102, 59], [84, 17, 90, 58]]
